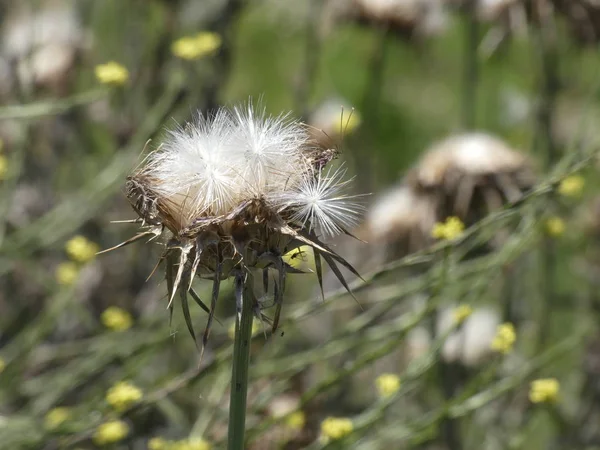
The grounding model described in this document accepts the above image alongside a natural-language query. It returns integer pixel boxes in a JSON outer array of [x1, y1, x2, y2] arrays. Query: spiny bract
[[104, 103, 362, 352]]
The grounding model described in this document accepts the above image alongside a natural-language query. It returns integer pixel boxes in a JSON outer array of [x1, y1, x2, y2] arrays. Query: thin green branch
[[0, 89, 108, 120]]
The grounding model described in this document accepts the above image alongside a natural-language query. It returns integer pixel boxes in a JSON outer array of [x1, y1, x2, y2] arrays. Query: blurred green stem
[[436, 249, 463, 450], [228, 273, 255, 450], [462, 0, 479, 130], [533, 2, 560, 348]]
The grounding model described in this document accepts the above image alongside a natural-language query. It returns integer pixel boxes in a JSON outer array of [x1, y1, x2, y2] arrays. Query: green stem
[[228, 273, 255, 450]]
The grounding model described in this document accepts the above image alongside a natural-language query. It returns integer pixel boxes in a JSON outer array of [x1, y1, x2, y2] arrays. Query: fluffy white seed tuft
[[270, 165, 364, 237], [136, 103, 361, 236]]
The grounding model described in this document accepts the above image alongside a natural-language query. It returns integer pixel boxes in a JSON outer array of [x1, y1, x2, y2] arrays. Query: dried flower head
[[439, 306, 501, 367], [361, 184, 437, 257], [554, 0, 600, 45], [329, 0, 448, 39], [407, 133, 534, 223], [104, 103, 362, 351]]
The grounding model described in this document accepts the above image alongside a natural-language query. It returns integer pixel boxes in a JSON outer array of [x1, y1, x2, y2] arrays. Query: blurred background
[[1, 0, 600, 449]]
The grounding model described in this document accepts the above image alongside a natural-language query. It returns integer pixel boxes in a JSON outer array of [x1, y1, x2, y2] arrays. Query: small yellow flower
[[228, 320, 261, 340], [545, 217, 565, 237], [106, 381, 143, 412], [101, 306, 133, 331], [44, 407, 71, 430], [432, 216, 465, 241], [558, 175, 584, 198], [148, 437, 169, 450], [95, 61, 129, 86], [55, 262, 79, 286], [491, 322, 516, 354], [93, 420, 129, 446], [375, 373, 401, 398], [0, 155, 8, 181], [282, 245, 315, 270], [172, 32, 221, 60], [170, 438, 211, 450], [320, 417, 353, 442], [333, 110, 361, 135], [453, 304, 473, 325], [285, 411, 306, 430], [65, 235, 100, 263], [0, 357, 5, 373], [529, 378, 560, 403]]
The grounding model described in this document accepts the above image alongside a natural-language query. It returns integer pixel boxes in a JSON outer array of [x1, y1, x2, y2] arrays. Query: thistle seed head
[[107, 103, 363, 348]]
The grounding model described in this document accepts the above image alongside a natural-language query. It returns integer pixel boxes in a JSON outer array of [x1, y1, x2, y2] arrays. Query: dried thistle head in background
[[326, 0, 449, 39], [361, 133, 534, 258], [553, 0, 600, 45], [406, 133, 534, 222], [361, 185, 437, 258], [106, 104, 363, 350]]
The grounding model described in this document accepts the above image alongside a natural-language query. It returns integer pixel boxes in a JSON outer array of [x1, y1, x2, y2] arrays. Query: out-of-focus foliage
[[1, 0, 600, 449]]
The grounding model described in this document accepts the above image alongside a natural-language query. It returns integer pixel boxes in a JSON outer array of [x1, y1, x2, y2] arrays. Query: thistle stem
[[228, 273, 254, 450]]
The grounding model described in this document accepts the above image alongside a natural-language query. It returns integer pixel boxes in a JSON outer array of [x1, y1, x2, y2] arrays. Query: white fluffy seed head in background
[[134, 103, 362, 236], [414, 132, 529, 187]]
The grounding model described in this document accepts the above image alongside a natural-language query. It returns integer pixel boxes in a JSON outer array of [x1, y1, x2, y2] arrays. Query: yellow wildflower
[[148, 437, 169, 450], [375, 373, 401, 398], [320, 417, 353, 442], [545, 217, 565, 237], [106, 381, 143, 411], [432, 216, 465, 240], [491, 322, 516, 354], [95, 61, 129, 86], [101, 306, 133, 331], [0, 357, 5, 373], [93, 420, 129, 446], [65, 235, 100, 263], [55, 262, 79, 286], [558, 175, 584, 198], [170, 438, 211, 450], [44, 407, 71, 430], [0, 155, 7, 181], [285, 411, 306, 430], [282, 245, 314, 270], [453, 304, 473, 325], [333, 110, 361, 135], [529, 378, 560, 403], [228, 320, 261, 340], [172, 32, 221, 60]]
